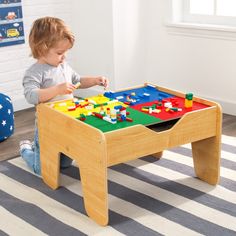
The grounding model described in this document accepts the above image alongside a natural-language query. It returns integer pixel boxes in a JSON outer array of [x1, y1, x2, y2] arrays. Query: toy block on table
[[52, 99, 90, 118], [74, 82, 81, 89], [49, 94, 129, 124], [92, 105, 131, 125], [104, 85, 173, 106], [82, 107, 161, 132], [46, 86, 208, 132], [131, 96, 209, 122], [185, 93, 193, 108], [47, 94, 163, 132]]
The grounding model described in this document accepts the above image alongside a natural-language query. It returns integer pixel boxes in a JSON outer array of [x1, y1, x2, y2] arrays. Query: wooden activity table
[[37, 83, 222, 226]]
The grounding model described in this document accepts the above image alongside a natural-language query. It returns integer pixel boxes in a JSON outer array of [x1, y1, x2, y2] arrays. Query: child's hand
[[96, 76, 109, 89], [57, 82, 76, 95]]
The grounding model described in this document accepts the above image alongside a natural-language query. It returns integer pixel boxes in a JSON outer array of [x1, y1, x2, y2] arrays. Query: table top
[[49, 84, 209, 132]]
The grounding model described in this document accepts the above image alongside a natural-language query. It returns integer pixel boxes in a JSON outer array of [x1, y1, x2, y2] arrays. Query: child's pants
[[20, 127, 72, 175]]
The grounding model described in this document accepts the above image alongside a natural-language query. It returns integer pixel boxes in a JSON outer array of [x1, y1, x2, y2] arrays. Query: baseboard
[[221, 101, 236, 116], [203, 96, 236, 116], [12, 97, 34, 112]]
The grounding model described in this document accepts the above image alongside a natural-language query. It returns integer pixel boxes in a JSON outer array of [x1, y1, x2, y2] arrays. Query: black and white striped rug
[[0, 135, 235, 236]]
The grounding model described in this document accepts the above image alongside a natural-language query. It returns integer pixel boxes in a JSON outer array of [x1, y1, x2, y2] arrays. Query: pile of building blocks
[[49, 84, 208, 132], [51, 94, 131, 124]]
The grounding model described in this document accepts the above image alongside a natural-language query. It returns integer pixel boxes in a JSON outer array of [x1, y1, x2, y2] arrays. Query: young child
[[20, 16, 108, 175]]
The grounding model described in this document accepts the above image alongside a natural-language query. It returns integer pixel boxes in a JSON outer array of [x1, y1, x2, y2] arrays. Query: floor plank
[[0, 108, 35, 161], [222, 114, 236, 137]]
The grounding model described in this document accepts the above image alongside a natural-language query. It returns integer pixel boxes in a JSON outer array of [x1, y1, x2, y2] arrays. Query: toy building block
[[68, 105, 76, 111], [104, 91, 115, 99], [152, 109, 161, 114], [106, 107, 111, 117], [185, 93, 193, 108], [141, 108, 149, 112], [93, 112, 104, 119], [94, 102, 108, 108], [110, 109, 117, 123], [88, 99, 97, 105], [170, 98, 179, 106], [74, 82, 81, 89], [170, 107, 181, 112], [116, 96, 124, 100], [107, 99, 119, 104], [114, 105, 122, 111], [100, 106, 105, 115], [157, 100, 162, 107], [79, 114, 86, 121], [125, 117, 133, 122], [143, 93, 150, 97], [120, 107, 127, 117]]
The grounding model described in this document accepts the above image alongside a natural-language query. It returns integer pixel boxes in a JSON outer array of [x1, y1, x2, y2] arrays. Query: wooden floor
[[0, 107, 236, 162], [0, 108, 35, 161]]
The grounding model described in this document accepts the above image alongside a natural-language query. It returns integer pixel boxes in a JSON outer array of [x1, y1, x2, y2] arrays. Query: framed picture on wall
[[0, 0, 25, 47]]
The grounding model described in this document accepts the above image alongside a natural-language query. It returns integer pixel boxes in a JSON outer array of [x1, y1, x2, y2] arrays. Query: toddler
[[20, 16, 108, 175]]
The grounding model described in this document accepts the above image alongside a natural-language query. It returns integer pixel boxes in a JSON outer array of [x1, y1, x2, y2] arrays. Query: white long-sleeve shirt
[[23, 61, 80, 105]]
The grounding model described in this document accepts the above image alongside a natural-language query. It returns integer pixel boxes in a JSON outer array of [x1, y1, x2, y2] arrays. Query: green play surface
[[78, 107, 162, 132]]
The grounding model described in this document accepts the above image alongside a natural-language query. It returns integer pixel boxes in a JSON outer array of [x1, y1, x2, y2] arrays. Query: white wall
[[1, 0, 236, 115], [70, 0, 114, 98], [72, 0, 236, 115], [112, 0, 150, 89], [0, 0, 74, 111], [144, 0, 236, 115]]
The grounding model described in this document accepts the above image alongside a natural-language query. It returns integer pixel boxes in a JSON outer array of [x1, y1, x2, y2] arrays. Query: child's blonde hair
[[29, 17, 75, 59]]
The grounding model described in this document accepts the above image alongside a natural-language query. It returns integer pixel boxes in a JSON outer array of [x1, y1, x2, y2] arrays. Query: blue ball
[[0, 93, 14, 142]]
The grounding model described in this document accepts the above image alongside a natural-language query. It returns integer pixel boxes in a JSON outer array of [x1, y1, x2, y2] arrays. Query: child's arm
[[79, 76, 108, 89], [38, 82, 76, 103]]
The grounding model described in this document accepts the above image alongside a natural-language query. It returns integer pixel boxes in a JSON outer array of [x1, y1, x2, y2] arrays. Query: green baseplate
[[77, 107, 162, 133]]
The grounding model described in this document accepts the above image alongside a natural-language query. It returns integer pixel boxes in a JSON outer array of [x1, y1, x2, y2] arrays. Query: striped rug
[[0, 135, 235, 236]]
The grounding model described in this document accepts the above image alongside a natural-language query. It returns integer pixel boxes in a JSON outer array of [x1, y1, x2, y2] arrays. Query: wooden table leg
[[191, 105, 222, 185], [191, 135, 221, 185], [40, 142, 109, 225], [79, 161, 108, 226], [40, 144, 60, 190]]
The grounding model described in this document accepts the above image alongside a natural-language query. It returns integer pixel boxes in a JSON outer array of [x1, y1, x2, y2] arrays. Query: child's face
[[40, 39, 72, 67]]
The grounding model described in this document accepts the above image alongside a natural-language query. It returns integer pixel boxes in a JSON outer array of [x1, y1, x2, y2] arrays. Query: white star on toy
[[2, 120, 6, 126], [6, 98, 12, 103], [10, 125, 13, 131], [8, 109, 11, 115], [0, 104, 3, 110]]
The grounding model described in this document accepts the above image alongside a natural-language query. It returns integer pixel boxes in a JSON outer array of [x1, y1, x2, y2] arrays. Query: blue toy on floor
[[0, 93, 14, 142]]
